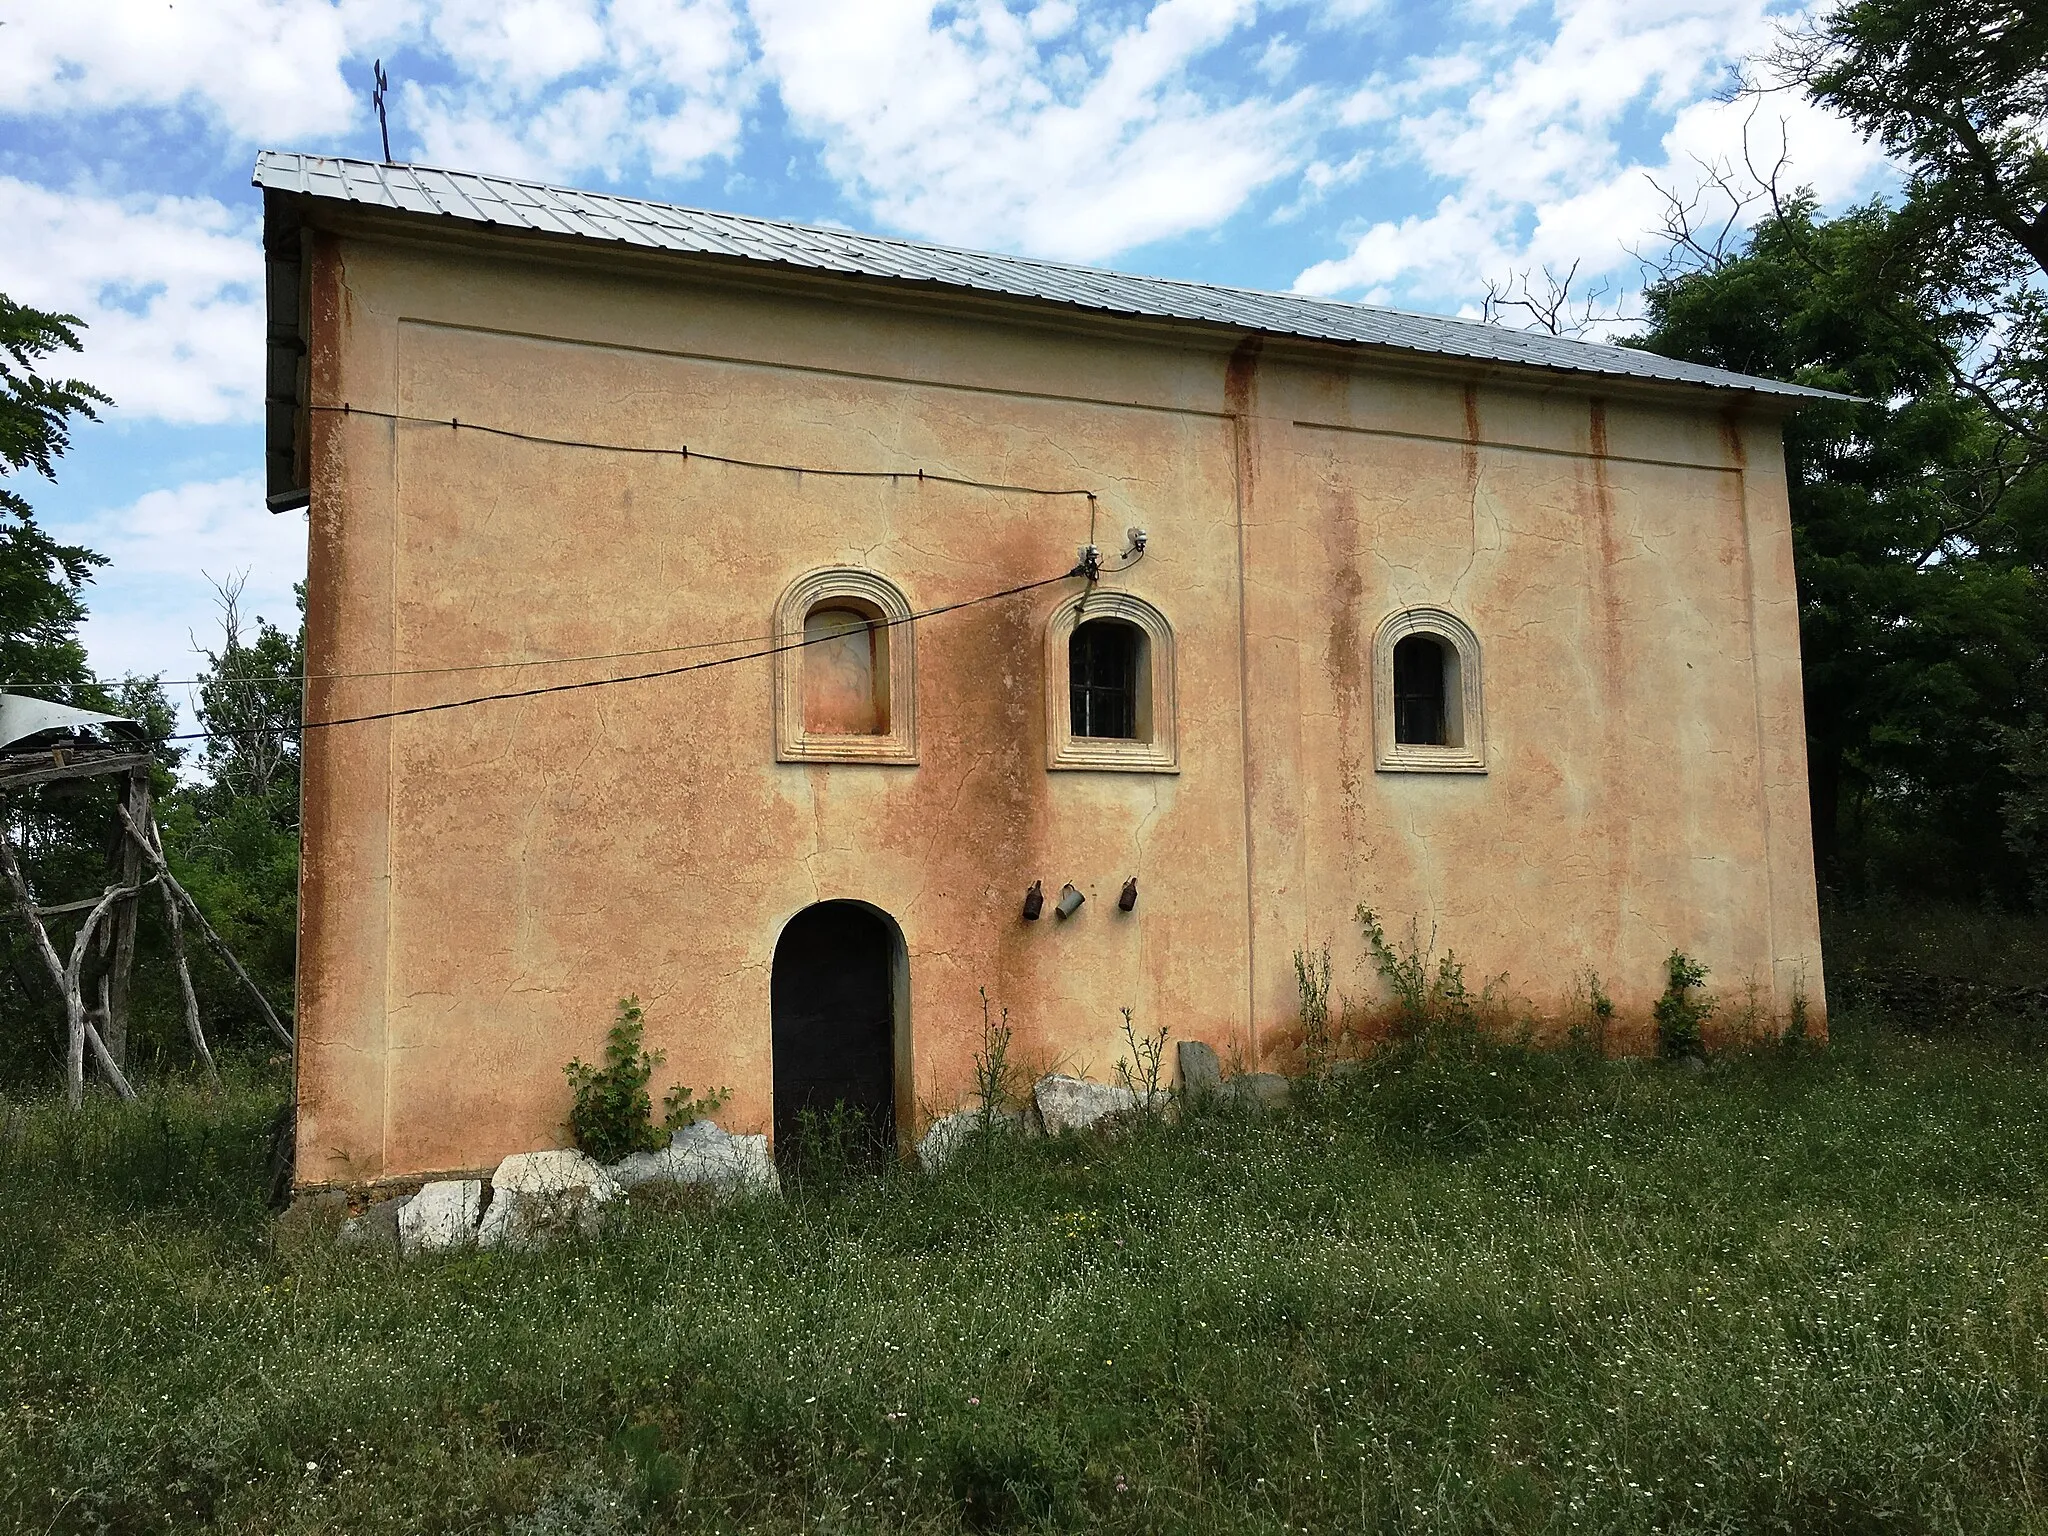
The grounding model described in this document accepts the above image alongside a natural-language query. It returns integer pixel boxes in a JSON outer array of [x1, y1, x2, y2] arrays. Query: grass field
[[2, 1012, 2045, 1533]]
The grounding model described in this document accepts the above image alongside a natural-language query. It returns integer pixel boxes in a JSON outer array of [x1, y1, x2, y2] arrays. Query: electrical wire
[[313, 403, 1103, 501], [2, 413, 1111, 696], [144, 564, 1082, 742]]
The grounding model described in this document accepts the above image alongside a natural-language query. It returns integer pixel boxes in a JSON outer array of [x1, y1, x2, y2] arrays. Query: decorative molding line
[[773, 567, 918, 765]]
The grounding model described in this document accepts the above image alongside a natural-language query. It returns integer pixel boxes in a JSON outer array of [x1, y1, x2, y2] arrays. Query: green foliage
[[1775, 0, 2048, 324], [1653, 950, 1714, 1060], [6, 1017, 2048, 1533], [564, 998, 662, 1164], [1358, 905, 1478, 1039], [563, 997, 730, 1165], [1568, 969, 1616, 1058], [0, 293, 109, 696]]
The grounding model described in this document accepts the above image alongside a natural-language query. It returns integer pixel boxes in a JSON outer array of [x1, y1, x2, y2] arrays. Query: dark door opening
[[771, 901, 899, 1168]]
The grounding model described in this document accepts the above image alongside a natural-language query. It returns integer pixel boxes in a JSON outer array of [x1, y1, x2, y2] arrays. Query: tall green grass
[[1, 1027, 2044, 1533]]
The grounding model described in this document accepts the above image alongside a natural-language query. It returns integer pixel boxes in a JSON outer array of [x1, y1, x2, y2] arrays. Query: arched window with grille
[[1374, 608, 1485, 772], [1045, 592, 1177, 772]]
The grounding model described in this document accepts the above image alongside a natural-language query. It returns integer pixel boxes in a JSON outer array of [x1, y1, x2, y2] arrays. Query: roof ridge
[[251, 150, 1847, 403]]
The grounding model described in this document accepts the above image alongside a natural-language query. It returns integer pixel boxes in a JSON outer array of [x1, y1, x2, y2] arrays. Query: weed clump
[[1357, 905, 1480, 1041], [1113, 1006, 1170, 1112], [564, 997, 728, 1163], [1653, 951, 1713, 1060], [1293, 942, 1334, 1080]]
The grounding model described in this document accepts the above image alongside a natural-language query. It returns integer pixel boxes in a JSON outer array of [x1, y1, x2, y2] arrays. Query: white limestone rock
[[477, 1150, 621, 1250], [609, 1120, 779, 1199], [1031, 1074, 1139, 1136], [397, 1179, 483, 1255], [914, 1108, 1023, 1172]]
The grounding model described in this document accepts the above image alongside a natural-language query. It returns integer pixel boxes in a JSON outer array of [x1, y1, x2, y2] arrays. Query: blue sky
[[1, 0, 1893, 718]]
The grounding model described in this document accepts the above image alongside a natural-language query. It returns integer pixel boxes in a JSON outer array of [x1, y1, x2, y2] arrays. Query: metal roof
[[0, 694, 142, 755], [255, 151, 1841, 404]]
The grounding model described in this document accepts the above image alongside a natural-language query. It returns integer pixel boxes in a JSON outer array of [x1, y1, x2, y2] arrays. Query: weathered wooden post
[[103, 764, 151, 1068]]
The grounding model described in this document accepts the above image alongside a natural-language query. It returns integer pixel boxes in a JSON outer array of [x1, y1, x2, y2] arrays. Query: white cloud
[[751, 0, 1309, 260], [1293, 0, 1893, 314], [405, 0, 754, 182], [0, 179, 262, 426], [0, 0, 409, 141], [65, 475, 306, 702]]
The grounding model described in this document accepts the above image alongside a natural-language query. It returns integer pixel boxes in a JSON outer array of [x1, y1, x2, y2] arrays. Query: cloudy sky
[[2, 0, 1893, 714]]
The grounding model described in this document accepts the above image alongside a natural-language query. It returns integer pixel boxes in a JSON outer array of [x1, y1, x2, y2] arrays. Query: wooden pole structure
[[0, 830, 138, 1106], [148, 816, 219, 1086], [103, 765, 151, 1068], [117, 805, 293, 1049]]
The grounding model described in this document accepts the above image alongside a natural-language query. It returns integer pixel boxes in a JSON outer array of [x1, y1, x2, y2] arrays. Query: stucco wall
[[293, 227, 1823, 1187]]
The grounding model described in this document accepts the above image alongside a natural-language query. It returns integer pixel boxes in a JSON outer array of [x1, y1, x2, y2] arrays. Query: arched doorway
[[771, 901, 903, 1166]]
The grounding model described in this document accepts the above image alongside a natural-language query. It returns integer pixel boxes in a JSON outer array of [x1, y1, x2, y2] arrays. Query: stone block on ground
[[337, 1193, 407, 1254], [398, 1179, 483, 1255], [609, 1120, 779, 1199], [277, 1188, 346, 1247], [915, 1107, 1023, 1172], [478, 1150, 621, 1250], [1232, 1072, 1292, 1112], [1031, 1074, 1139, 1136], [1176, 1040, 1225, 1102]]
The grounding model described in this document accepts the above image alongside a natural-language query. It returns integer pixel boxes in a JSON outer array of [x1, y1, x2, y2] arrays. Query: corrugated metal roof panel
[[254, 151, 1843, 402]]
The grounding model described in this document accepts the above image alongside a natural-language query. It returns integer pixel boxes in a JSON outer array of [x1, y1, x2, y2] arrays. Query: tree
[[0, 294, 109, 694], [1760, 0, 2048, 443]]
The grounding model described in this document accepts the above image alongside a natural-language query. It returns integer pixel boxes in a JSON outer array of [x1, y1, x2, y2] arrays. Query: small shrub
[[971, 987, 1018, 1135], [565, 997, 728, 1164], [1113, 1006, 1169, 1111], [1358, 906, 1478, 1039], [1567, 969, 1615, 1058], [1294, 942, 1334, 1080], [1653, 951, 1713, 1059], [1784, 978, 1812, 1050]]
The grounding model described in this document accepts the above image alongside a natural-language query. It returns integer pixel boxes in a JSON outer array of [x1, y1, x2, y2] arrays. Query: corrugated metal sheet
[[0, 694, 141, 754], [255, 151, 1841, 403]]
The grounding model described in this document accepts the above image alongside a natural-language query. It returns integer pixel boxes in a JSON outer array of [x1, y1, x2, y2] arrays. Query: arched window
[[1374, 608, 1484, 773], [1045, 592, 1177, 772], [775, 569, 917, 764], [1069, 619, 1145, 740]]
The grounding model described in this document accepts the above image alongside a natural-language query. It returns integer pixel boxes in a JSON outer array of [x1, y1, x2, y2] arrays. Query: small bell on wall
[[1022, 881, 1045, 921], [1118, 877, 1138, 912], [1055, 883, 1085, 919]]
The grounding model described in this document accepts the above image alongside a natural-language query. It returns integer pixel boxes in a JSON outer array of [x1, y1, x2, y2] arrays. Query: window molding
[[1045, 590, 1178, 773], [1373, 606, 1486, 774], [774, 567, 918, 765]]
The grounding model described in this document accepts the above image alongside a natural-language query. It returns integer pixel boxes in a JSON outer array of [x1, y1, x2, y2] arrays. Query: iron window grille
[[1069, 620, 1142, 740], [1392, 634, 1449, 746]]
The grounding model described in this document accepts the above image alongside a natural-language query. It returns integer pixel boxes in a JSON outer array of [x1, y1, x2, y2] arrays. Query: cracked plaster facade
[[287, 219, 1825, 1187]]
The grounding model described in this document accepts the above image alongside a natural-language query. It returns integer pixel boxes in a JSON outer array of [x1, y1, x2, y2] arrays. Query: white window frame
[[1044, 590, 1178, 773], [1374, 606, 1486, 774], [774, 567, 918, 765]]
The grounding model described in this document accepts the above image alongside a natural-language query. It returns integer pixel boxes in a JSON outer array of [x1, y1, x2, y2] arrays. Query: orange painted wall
[[291, 223, 1824, 1187]]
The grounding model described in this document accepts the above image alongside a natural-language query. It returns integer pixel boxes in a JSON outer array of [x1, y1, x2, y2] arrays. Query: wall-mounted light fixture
[[1021, 881, 1044, 921], [1055, 883, 1085, 919], [1118, 877, 1138, 912]]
